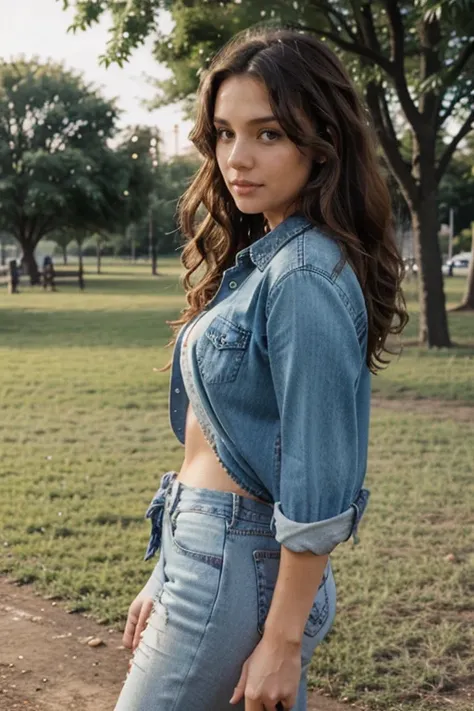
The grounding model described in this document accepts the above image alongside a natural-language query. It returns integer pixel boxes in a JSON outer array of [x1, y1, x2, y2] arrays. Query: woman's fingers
[[122, 605, 140, 650], [132, 597, 155, 651]]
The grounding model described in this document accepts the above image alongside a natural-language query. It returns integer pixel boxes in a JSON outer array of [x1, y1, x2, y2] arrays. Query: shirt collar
[[237, 214, 313, 271]]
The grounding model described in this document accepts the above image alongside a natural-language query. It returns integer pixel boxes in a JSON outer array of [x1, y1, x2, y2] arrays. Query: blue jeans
[[115, 473, 336, 710]]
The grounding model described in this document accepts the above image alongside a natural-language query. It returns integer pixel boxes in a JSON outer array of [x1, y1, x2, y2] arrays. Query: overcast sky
[[0, 0, 194, 157]]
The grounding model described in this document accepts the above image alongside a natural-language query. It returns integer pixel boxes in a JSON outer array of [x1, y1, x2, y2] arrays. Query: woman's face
[[214, 75, 313, 230]]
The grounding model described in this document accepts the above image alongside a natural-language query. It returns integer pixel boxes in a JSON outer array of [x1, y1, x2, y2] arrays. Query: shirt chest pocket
[[196, 315, 251, 384]]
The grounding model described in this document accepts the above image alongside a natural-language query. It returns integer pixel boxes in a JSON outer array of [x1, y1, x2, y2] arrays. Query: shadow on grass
[[2, 308, 177, 348], [13, 275, 182, 297]]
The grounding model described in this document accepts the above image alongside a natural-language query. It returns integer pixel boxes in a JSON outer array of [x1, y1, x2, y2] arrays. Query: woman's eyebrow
[[213, 115, 279, 126]]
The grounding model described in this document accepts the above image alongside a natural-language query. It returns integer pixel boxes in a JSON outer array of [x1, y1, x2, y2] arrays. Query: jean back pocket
[[253, 550, 330, 638]]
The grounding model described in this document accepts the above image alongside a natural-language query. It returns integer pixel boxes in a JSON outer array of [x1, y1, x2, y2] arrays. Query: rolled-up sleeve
[[266, 267, 370, 555]]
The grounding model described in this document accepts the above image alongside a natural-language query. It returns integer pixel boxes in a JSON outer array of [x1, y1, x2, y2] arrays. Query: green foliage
[[125, 154, 201, 257], [114, 124, 158, 224], [453, 227, 473, 252], [0, 59, 154, 272], [62, 1, 474, 118], [438, 135, 474, 234]]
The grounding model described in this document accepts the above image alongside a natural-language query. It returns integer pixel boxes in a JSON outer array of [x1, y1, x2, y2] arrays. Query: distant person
[[42, 255, 56, 291], [115, 27, 408, 711]]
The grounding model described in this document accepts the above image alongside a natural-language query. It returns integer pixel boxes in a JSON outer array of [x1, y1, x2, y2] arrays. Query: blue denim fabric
[[117, 475, 337, 711], [169, 214, 372, 555], [143, 471, 177, 561]]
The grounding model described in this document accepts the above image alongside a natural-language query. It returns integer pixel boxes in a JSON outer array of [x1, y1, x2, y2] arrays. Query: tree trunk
[[0, 239, 5, 266], [97, 239, 101, 275], [453, 221, 474, 310], [411, 190, 452, 347], [21, 241, 40, 285], [77, 241, 83, 273], [130, 225, 136, 263], [149, 207, 158, 276], [62, 245, 68, 265]]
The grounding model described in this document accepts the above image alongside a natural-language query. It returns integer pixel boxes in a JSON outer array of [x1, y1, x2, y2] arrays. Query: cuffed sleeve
[[266, 267, 369, 554], [272, 488, 370, 555]]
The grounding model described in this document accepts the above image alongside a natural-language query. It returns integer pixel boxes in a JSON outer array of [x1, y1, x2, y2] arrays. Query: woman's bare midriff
[[177, 403, 267, 503]]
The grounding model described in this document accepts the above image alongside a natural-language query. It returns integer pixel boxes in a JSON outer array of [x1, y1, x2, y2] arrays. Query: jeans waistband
[[167, 474, 274, 520], [144, 471, 274, 561]]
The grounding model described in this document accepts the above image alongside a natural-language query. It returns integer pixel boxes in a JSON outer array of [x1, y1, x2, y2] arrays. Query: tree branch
[[436, 109, 474, 184], [438, 86, 473, 129], [441, 40, 474, 91], [313, 1, 357, 41], [435, 40, 474, 122], [26, 217, 38, 244], [297, 24, 393, 74], [34, 216, 58, 244], [366, 82, 418, 205], [359, 1, 384, 56], [383, 0, 421, 131], [379, 88, 399, 147]]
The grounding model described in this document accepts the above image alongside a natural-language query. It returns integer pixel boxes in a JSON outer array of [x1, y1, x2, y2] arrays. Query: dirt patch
[[372, 395, 474, 422], [0, 578, 128, 711], [0, 578, 351, 711]]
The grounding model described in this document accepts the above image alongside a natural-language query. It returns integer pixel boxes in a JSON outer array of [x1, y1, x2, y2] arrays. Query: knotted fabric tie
[[351, 487, 370, 545], [144, 471, 177, 561]]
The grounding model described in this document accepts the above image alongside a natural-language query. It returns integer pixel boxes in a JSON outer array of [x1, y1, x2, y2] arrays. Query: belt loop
[[230, 493, 240, 528], [168, 479, 180, 518]]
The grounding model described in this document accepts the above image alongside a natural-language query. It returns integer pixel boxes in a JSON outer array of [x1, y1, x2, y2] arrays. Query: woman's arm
[[231, 266, 368, 709], [229, 548, 328, 710], [264, 546, 328, 645]]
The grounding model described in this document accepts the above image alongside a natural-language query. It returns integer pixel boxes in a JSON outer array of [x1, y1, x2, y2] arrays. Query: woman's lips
[[231, 183, 263, 195]]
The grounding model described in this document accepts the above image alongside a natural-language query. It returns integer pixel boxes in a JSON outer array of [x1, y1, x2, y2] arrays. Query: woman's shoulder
[[265, 225, 366, 320]]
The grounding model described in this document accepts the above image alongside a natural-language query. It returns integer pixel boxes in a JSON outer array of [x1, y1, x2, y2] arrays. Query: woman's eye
[[216, 128, 233, 140], [260, 130, 281, 142], [215, 128, 281, 142]]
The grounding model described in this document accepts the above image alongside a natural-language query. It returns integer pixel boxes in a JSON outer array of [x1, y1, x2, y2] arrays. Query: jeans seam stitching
[[171, 537, 223, 569], [228, 529, 274, 537], [168, 529, 226, 711]]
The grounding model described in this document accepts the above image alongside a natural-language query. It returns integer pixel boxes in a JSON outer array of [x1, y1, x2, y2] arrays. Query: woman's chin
[[233, 198, 267, 215]]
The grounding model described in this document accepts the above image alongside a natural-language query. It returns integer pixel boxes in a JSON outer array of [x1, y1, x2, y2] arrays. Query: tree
[[63, 0, 474, 343], [50, 228, 72, 264], [438, 135, 474, 309], [0, 230, 17, 266], [150, 154, 201, 256], [115, 125, 160, 273], [125, 155, 201, 260], [0, 59, 152, 283], [439, 134, 474, 238], [457, 222, 474, 310]]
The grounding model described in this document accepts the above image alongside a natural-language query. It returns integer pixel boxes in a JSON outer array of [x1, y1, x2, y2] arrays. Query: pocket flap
[[205, 315, 250, 351]]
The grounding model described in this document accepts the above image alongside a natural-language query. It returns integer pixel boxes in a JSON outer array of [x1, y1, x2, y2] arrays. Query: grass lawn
[[1, 260, 473, 710]]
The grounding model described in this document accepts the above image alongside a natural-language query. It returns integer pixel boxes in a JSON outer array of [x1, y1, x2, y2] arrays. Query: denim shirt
[[168, 214, 371, 556]]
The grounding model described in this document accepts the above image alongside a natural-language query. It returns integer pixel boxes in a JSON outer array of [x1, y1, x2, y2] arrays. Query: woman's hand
[[229, 634, 301, 710], [122, 593, 155, 651]]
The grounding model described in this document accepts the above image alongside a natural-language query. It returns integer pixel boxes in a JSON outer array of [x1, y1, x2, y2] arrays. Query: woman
[[115, 26, 408, 711]]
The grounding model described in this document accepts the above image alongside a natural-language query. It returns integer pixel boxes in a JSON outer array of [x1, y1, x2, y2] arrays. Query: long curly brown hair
[[164, 27, 408, 374]]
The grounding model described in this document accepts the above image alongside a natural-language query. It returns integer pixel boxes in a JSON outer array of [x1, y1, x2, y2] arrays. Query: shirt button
[[229, 280, 238, 289]]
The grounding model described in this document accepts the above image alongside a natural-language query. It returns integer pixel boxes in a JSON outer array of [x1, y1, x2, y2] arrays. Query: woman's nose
[[227, 139, 254, 170]]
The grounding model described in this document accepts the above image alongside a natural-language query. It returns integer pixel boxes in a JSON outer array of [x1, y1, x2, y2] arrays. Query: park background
[[1, 1, 474, 710]]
